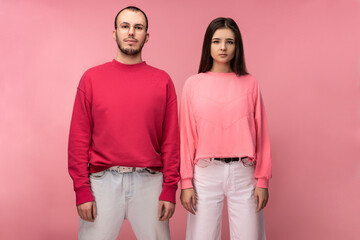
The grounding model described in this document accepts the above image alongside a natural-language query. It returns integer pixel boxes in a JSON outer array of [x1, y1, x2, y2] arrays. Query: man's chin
[[120, 47, 141, 56]]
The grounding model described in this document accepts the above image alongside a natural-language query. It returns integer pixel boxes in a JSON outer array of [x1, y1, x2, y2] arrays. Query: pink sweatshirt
[[68, 60, 180, 205], [180, 72, 272, 189]]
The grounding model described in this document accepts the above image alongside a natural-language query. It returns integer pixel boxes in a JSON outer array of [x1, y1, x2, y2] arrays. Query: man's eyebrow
[[119, 22, 145, 27]]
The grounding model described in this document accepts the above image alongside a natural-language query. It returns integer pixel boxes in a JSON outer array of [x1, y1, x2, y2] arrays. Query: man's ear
[[113, 30, 117, 41]]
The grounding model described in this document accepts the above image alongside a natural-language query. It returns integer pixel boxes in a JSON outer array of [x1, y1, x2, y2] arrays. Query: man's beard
[[116, 35, 146, 56]]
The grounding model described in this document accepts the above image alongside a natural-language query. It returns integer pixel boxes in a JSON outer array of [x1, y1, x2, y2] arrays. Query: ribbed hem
[[181, 178, 193, 189], [159, 185, 178, 204], [75, 187, 95, 206], [256, 178, 269, 188]]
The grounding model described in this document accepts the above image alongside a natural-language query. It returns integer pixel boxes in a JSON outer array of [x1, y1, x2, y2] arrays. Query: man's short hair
[[114, 6, 148, 32]]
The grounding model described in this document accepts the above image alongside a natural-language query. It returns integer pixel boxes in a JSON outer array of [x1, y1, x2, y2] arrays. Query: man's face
[[113, 10, 149, 56]]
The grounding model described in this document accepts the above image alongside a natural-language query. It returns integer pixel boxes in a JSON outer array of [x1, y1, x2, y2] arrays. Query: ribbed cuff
[[181, 178, 193, 189], [75, 187, 95, 206], [256, 178, 269, 188], [159, 185, 178, 204]]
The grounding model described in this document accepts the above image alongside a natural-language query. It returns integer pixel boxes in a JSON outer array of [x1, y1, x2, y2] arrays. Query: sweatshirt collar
[[205, 71, 237, 77], [111, 59, 147, 71]]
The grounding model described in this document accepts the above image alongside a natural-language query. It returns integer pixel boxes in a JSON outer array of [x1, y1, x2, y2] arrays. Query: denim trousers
[[186, 159, 266, 240], [79, 169, 170, 240]]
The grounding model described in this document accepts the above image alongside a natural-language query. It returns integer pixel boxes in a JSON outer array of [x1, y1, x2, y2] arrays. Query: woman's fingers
[[191, 195, 197, 212], [183, 199, 195, 214], [187, 201, 195, 214], [256, 197, 264, 212], [181, 189, 196, 214], [254, 192, 259, 211], [254, 187, 269, 212]]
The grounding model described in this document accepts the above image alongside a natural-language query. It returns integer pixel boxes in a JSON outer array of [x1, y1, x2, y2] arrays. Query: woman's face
[[210, 28, 236, 65]]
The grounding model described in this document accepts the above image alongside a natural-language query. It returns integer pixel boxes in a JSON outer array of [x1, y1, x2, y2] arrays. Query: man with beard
[[68, 6, 179, 240]]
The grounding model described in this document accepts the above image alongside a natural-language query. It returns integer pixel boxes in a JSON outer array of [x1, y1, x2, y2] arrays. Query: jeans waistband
[[213, 157, 248, 163], [108, 166, 146, 173]]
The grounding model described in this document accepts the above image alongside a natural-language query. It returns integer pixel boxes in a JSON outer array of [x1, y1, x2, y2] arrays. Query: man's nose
[[129, 26, 135, 35]]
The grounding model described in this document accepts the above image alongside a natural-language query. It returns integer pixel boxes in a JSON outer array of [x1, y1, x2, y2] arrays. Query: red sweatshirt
[[68, 60, 180, 205]]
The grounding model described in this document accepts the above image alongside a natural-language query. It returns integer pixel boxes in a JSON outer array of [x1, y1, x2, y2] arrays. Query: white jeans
[[79, 169, 170, 240], [186, 159, 266, 240]]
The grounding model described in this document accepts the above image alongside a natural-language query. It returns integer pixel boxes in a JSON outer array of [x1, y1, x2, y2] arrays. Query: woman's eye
[[227, 41, 234, 44], [212, 41, 219, 44]]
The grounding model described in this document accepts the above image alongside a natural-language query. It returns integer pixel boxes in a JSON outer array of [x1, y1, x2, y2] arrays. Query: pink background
[[1, 0, 360, 239]]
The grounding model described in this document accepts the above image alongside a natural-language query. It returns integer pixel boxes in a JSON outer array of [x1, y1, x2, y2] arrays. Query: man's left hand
[[158, 200, 175, 221]]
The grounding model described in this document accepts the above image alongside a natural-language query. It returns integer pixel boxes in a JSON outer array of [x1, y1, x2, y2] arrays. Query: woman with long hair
[[180, 17, 272, 240]]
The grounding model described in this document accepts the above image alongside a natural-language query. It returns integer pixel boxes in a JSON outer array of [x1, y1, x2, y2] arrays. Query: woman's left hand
[[254, 187, 269, 212]]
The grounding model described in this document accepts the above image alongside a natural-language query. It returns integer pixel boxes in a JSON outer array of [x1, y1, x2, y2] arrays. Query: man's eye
[[136, 26, 143, 30], [121, 25, 129, 28]]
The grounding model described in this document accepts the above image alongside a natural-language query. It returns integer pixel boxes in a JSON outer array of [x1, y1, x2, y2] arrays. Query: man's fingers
[[78, 210, 84, 220], [87, 207, 94, 222], [160, 205, 171, 221], [169, 208, 175, 218], [158, 202, 164, 219], [79, 207, 90, 222], [77, 202, 96, 222], [158, 201, 176, 221], [77, 207, 85, 220], [168, 206, 176, 220], [92, 202, 97, 220]]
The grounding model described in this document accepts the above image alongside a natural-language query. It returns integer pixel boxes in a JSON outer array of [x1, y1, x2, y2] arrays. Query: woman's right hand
[[180, 188, 197, 215]]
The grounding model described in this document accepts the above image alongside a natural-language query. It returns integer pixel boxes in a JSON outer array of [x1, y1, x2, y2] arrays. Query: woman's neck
[[210, 62, 232, 73]]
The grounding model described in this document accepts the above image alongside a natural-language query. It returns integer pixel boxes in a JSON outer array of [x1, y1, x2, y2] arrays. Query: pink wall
[[1, 0, 359, 239]]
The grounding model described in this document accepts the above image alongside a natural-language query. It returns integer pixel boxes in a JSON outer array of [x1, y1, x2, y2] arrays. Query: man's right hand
[[180, 188, 197, 215], [77, 201, 97, 222]]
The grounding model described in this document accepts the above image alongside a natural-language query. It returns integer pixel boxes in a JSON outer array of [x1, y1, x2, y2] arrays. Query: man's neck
[[115, 50, 143, 65]]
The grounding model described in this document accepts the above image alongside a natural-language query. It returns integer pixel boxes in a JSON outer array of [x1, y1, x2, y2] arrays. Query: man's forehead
[[117, 10, 146, 25]]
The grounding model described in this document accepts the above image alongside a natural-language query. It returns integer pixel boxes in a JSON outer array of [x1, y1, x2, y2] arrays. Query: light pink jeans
[[186, 159, 266, 240]]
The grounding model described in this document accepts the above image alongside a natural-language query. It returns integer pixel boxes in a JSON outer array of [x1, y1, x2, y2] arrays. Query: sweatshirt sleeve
[[158, 77, 180, 204], [68, 73, 94, 206], [180, 78, 198, 189], [253, 80, 272, 188]]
